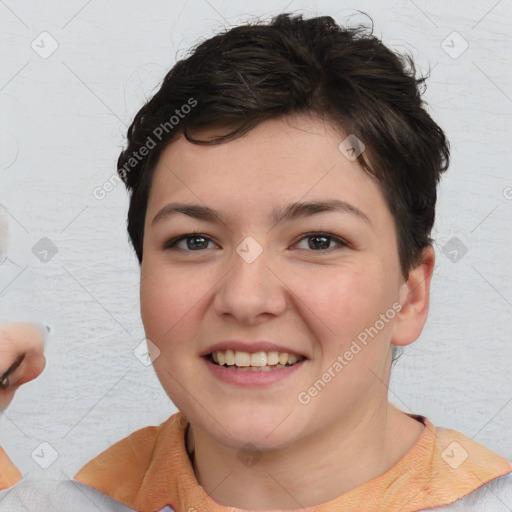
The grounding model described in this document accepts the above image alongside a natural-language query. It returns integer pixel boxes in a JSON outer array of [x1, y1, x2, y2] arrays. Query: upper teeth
[[211, 350, 302, 367]]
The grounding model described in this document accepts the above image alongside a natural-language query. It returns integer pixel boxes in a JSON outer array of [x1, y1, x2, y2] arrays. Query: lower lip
[[203, 356, 307, 386]]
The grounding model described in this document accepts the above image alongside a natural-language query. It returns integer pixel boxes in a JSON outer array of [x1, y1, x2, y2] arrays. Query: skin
[[0, 323, 46, 411], [0, 212, 46, 417], [0, 216, 47, 411], [140, 113, 434, 509]]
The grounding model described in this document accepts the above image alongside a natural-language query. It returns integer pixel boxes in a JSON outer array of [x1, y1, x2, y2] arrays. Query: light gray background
[[0, 0, 511, 485]]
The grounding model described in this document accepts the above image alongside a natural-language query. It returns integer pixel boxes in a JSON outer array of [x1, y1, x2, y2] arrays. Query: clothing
[[1, 412, 511, 511], [0, 445, 22, 490]]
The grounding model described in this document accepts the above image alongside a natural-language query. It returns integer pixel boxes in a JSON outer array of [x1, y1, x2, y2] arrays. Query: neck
[[185, 402, 425, 509]]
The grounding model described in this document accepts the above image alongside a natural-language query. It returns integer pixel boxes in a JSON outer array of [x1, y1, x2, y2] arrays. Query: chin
[[189, 401, 306, 451]]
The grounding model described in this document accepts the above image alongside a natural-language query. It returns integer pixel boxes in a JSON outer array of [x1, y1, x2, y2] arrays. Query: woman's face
[[140, 114, 413, 450]]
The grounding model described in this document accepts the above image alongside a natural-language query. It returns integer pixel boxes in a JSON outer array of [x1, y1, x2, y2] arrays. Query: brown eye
[[294, 232, 349, 252]]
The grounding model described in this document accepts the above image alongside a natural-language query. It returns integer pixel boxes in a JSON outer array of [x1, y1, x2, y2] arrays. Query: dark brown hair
[[117, 12, 450, 282]]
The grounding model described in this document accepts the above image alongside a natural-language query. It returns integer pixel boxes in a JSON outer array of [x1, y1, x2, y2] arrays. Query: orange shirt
[[2, 412, 512, 511], [75, 412, 512, 511], [0, 444, 22, 490]]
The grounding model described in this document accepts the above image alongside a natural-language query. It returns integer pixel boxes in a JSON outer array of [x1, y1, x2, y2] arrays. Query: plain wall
[[0, 0, 511, 483]]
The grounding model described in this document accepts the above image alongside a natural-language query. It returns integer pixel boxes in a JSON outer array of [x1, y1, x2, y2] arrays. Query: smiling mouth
[[206, 350, 306, 371]]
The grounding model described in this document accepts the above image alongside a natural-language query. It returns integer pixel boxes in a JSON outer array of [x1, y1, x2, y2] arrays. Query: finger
[[0, 323, 47, 391], [0, 323, 47, 355], [0, 387, 16, 410], [14, 353, 46, 386]]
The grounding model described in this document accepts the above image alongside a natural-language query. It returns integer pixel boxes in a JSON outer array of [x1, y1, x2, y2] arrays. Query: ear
[[391, 245, 435, 347]]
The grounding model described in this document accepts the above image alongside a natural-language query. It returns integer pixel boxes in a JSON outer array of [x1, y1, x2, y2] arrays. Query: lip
[[203, 355, 307, 386], [200, 340, 308, 358]]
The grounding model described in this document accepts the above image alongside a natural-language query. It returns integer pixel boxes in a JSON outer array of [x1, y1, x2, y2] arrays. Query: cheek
[[140, 269, 167, 339], [140, 266, 198, 397], [140, 262, 213, 351], [295, 263, 394, 352], [140, 264, 187, 341], [297, 266, 372, 327]]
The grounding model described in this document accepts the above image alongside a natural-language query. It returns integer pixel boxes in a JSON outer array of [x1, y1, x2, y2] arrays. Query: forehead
[[147, 115, 390, 229]]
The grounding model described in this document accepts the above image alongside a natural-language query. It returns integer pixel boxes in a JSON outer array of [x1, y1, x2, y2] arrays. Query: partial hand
[[0, 323, 47, 411]]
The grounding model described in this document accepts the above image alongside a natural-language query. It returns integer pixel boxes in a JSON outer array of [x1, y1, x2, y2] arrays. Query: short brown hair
[[118, 12, 450, 281]]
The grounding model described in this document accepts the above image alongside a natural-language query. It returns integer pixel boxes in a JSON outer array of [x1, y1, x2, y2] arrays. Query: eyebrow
[[151, 199, 372, 228]]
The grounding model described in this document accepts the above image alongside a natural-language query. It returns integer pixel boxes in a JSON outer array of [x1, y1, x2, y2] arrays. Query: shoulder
[[400, 416, 512, 512], [72, 412, 186, 511], [0, 478, 137, 511], [432, 422, 512, 483], [74, 413, 181, 482], [427, 470, 512, 511], [0, 478, 178, 511]]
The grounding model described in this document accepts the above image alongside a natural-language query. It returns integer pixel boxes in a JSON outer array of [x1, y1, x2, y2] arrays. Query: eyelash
[[163, 231, 350, 253]]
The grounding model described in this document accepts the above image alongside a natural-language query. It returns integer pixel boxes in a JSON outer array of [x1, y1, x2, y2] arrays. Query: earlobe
[[391, 246, 435, 347]]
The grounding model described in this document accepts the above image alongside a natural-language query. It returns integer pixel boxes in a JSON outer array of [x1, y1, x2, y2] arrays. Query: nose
[[213, 239, 288, 325]]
